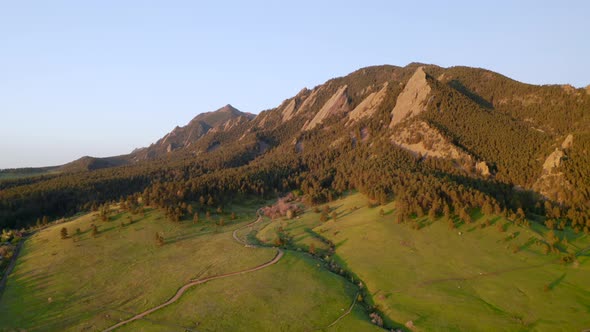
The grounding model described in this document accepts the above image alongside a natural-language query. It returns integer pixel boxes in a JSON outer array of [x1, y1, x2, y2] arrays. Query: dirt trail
[[325, 291, 359, 328], [103, 215, 282, 332]]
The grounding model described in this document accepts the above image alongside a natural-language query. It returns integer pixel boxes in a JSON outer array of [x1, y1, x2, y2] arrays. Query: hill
[[2, 62, 590, 331], [2, 63, 589, 230], [130, 104, 256, 161], [256, 192, 590, 331], [0, 202, 376, 331]]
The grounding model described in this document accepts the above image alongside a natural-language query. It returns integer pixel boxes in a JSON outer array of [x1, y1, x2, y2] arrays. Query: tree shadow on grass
[[334, 238, 349, 249], [520, 237, 537, 251], [548, 273, 566, 290]]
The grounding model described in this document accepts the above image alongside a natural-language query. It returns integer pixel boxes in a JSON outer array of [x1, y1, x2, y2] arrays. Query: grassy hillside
[[117, 251, 379, 331], [0, 202, 373, 331], [257, 193, 590, 331]]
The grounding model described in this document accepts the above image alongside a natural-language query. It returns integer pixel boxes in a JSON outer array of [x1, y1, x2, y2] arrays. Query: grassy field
[[257, 193, 590, 331], [117, 251, 379, 332], [0, 202, 275, 331], [0, 200, 374, 331]]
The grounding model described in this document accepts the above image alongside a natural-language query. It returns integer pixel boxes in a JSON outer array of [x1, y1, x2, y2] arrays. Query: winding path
[[103, 215, 282, 332], [325, 291, 359, 328]]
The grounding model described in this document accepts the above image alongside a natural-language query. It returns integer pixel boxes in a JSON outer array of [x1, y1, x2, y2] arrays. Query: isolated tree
[[193, 212, 199, 224], [206, 211, 211, 221], [92, 225, 99, 237], [155, 232, 164, 246], [60, 227, 68, 239], [331, 211, 337, 221], [286, 209, 294, 220], [309, 243, 316, 255], [443, 204, 451, 221], [320, 212, 328, 222], [230, 212, 237, 220], [416, 205, 425, 218], [459, 208, 472, 224], [546, 230, 559, 246], [428, 207, 437, 220], [100, 205, 109, 222], [545, 219, 555, 230], [448, 219, 456, 229], [482, 201, 493, 215]]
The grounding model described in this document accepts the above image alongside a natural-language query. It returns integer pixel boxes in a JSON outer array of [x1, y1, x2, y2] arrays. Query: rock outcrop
[[347, 82, 389, 125], [391, 121, 468, 160], [281, 99, 297, 122], [542, 149, 565, 172], [534, 135, 574, 201], [561, 134, 574, 149], [389, 67, 431, 127], [476, 161, 491, 177], [304, 85, 350, 130]]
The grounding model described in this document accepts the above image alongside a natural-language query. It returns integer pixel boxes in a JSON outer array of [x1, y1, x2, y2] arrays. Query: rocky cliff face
[[56, 63, 590, 207], [389, 67, 431, 127]]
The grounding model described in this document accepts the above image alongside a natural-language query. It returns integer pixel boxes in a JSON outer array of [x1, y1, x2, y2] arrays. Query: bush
[[60, 227, 68, 239]]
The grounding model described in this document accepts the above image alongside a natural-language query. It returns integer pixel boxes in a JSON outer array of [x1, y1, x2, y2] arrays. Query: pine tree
[[155, 232, 164, 246], [60, 227, 68, 239]]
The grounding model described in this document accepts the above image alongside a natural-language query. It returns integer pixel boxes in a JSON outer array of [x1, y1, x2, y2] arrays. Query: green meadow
[[257, 193, 590, 331], [0, 201, 373, 331]]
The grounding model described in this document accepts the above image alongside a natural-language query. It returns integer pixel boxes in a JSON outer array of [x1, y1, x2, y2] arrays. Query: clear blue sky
[[1, 1, 588, 168]]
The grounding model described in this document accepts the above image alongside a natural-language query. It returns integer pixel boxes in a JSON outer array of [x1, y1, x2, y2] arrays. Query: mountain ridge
[[2, 62, 590, 230]]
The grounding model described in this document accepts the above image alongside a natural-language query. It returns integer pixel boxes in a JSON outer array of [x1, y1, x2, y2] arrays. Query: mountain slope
[[131, 104, 255, 161], [1, 63, 590, 230]]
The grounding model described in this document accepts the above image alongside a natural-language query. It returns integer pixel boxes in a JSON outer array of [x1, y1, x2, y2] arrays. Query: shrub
[[60, 227, 68, 239]]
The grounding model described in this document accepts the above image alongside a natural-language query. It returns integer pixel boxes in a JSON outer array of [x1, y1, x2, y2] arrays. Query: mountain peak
[[217, 104, 240, 113]]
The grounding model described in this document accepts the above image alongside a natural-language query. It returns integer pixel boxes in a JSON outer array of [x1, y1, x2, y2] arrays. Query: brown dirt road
[[103, 216, 282, 331]]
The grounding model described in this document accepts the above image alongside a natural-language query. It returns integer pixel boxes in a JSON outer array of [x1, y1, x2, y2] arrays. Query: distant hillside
[[59, 155, 130, 173], [1, 63, 590, 231], [0, 166, 59, 180], [130, 104, 256, 161]]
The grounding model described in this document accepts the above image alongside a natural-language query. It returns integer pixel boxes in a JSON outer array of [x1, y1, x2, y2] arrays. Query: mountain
[[1, 63, 590, 230], [53, 104, 255, 172], [130, 104, 255, 161]]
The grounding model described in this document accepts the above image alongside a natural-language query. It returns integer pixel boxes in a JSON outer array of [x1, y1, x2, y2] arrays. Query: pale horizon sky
[[1, 1, 589, 169]]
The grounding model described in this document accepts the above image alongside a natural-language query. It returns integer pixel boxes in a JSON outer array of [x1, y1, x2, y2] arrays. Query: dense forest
[[1, 63, 589, 233]]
